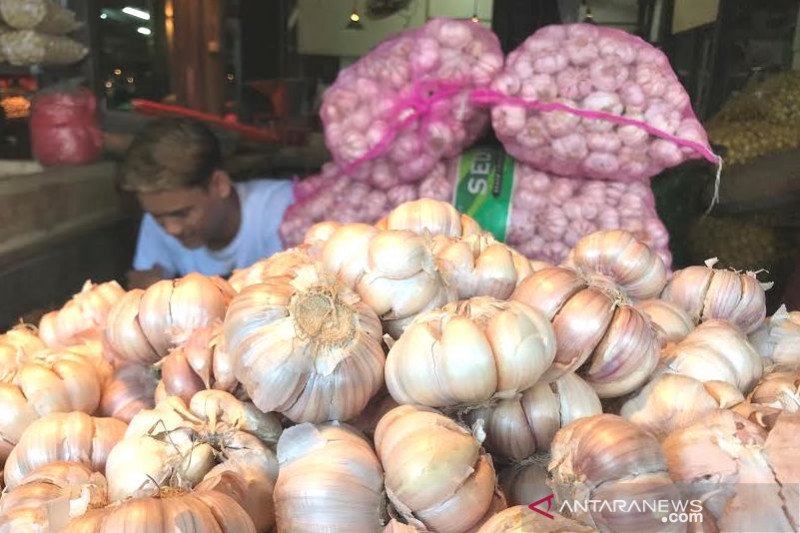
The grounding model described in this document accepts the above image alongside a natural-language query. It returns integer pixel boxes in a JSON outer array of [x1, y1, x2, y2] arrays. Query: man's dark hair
[[119, 118, 222, 193]]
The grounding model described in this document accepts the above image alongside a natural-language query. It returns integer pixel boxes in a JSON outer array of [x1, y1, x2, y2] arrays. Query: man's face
[[138, 182, 229, 249]]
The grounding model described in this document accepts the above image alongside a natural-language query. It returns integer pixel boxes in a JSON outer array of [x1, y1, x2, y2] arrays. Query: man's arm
[[129, 214, 177, 288]]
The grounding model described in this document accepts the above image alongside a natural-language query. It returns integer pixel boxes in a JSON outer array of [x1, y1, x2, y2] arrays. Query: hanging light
[[470, 0, 480, 22], [346, 1, 364, 30], [583, 0, 595, 23]]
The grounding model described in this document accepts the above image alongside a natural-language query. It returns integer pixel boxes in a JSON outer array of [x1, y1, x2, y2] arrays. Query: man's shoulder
[[237, 177, 293, 197]]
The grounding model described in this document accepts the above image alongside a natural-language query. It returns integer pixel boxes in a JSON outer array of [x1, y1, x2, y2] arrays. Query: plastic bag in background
[[280, 146, 672, 269], [29, 85, 103, 167], [482, 23, 716, 182], [320, 18, 503, 189]]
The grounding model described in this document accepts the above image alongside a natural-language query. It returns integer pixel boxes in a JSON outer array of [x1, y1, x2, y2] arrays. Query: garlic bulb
[[67, 471, 257, 533], [4, 412, 126, 489], [621, 373, 744, 439], [658, 319, 763, 394], [663, 409, 797, 532], [225, 262, 385, 423], [749, 305, 800, 369], [375, 404, 504, 533], [38, 280, 125, 348], [566, 230, 667, 300], [635, 299, 694, 346], [498, 461, 550, 507], [0, 325, 44, 372], [274, 423, 384, 532], [105, 274, 235, 365], [478, 506, 597, 533], [106, 391, 280, 531], [661, 258, 770, 334], [512, 267, 660, 397], [386, 297, 555, 409], [749, 371, 800, 413], [465, 372, 601, 460], [378, 198, 483, 239], [66, 340, 114, 386], [432, 233, 536, 300], [549, 414, 683, 533], [99, 363, 159, 423], [160, 323, 242, 404], [0, 348, 102, 463], [0, 461, 107, 532], [322, 223, 456, 338], [229, 247, 313, 292]]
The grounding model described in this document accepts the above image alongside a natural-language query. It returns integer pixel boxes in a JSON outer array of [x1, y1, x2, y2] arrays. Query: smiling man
[[120, 118, 294, 289]]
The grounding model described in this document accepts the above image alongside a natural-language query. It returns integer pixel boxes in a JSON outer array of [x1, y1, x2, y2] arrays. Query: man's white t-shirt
[[133, 178, 295, 278]]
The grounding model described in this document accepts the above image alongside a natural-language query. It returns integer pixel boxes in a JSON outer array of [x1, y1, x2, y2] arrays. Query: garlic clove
[[477, 505, 597, 533], [701, 270, 742, 325], [105, 290, 159, 365], [467, 396, 540, 461], [498, 463, 550, 508], [749, 371, 800, 413], [636, 299, 694, 346], [368, 231, 429, 280], [729, 273, 768, 335], [322, 223, 377, 286], [512, 267, 586, 321], [660, 265, 713, 322], [137, 279, 175, 356]]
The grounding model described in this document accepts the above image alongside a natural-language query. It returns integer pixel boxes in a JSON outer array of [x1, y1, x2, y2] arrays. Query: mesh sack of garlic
[[320, 18, 503, 188], [279, 147, 671, 268], [482, 23, 718, 182], [0, 0, 80, 34], [0, 30, 87, 66]]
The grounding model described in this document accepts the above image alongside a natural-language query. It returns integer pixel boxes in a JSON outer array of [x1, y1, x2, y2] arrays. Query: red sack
[[30, 86, 103, 167]]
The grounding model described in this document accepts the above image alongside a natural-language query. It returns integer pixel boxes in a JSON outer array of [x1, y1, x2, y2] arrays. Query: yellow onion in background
[[38, 280, 125, 348], [4, 412, 126, 489], [225, 263, 385, 423], [274, 423, 384, 532], [105, 390, 280, 532], [749, 305, 800, 369], [105, 273, 235, 366], [375, 404, 505, 533], [748, 370, 800, 414], [322, 223, 456, 338], [657, 320, 763, 395], [0, 348, 102, 464], [0, 461, 107, 532], [549, 414, 684, 533], [621, 373, 744, 440], [377, 198, 483, 239], [464, 372, 600, 461], [229, 247, 314, 293], [386, 297, 555, 410], [566, 230, 667, 300], [635, 299, 694, 347], [512, 267, 660, 397], [663, 410, 800, 532], [477, 505, 597, 533], [661, 258, 771, 334]]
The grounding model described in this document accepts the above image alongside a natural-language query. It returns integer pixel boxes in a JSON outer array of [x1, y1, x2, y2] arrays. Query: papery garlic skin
[[375, 405, 502, 533], [386, 297, 556, 409], [661, 259, 769, 334], [549, 414, 683, 533], [225, 263, 385, 423], [749, 305, 800, 369], [466, 372, 600, 460], [229, 247, 314, 292], [38, 280, 126, 348], [105, 274, 235, 366], [322, 223, 457, 338], [274, 423, 384, 532], [658, 319, 763, 394], [4, 412, 126, 489], [749, 371, 800, 414], [0, 325, 45, 373], [636, 299, 694, 346], [621, 373, 744, 439], [477, 505, 597, 533], [99, 363, 159, 423], [379, 198, 483, 239], [566, 230, 667, 300]]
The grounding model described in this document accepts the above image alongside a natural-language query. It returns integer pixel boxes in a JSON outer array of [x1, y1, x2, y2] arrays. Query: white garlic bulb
[[386, 297, 556, 409], [322, 223, 457, 338], [378, 198, 483, 239], [749, 305, 800, 369], [465, 372, 601, 460], [636, 299, 694, 346], [229, 247, 313, 292], [661, 258, 771, 334], [749, 371, 800, 414], [549, 414, 683, 533], [566, 230, 667, 300], [275, 423, 384, 532], [375, 405, 504, 533], [224, 262, 385, 423], [512, 267, 660, 397], [658, 320, 763, 394], [478, 506, 597, 533], [621, 373, 744, 440]]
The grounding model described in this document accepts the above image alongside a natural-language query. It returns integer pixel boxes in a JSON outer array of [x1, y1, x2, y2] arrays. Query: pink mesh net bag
[[320, 18, 503, 189], [478, 23, 717, 182]]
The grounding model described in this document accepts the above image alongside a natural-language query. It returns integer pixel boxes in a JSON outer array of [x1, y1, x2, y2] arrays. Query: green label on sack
[[452, 146, 515, 242]]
